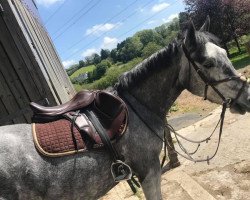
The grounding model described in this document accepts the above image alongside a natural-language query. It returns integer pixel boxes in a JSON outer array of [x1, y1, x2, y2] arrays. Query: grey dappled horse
[[0, 18, 250, 200]]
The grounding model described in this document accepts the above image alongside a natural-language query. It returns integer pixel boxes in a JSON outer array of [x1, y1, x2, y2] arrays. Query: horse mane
[[115, 40, 180, 91], [114, 30, 220, 92]]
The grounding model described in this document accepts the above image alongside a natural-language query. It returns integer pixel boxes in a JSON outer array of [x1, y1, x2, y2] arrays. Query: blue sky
[[36, 0, 185, 68]]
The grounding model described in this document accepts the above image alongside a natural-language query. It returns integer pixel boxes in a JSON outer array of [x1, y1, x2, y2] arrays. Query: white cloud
[[80, 37, 118, 59], [62, 59, 77, 69], [147, 20, 156, 25], [162, 13, 179, 23], [81, 48, 98, 58], [151, 2, 170, 13], [101, 37, 118, 50], [36, 0, 63, 7], [85, 23, 120, 36], [137, 7, 145, 13]]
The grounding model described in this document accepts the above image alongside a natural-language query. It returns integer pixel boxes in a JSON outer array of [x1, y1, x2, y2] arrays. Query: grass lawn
[[70, 65, 95, 79], [230, 45, 250, 70]]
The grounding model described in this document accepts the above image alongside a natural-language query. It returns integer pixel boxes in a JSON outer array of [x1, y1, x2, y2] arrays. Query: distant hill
[[70, 65, 95, 79]]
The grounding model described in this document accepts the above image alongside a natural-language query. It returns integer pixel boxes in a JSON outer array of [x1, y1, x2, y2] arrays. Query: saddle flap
[[64, 112, 102, 144]]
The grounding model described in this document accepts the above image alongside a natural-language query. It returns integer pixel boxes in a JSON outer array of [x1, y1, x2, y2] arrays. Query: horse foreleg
[[162, 125, 180, 174], [138, 160, 162, 200]]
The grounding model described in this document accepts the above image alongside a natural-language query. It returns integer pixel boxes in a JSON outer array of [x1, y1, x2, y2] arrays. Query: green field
[[70, 65, 95, 79], [230, 46, 250, 70]]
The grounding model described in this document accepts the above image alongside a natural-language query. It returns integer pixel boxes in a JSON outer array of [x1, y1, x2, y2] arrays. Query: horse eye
[[224, 67, 234, 75], [203, 61, 213, 68]]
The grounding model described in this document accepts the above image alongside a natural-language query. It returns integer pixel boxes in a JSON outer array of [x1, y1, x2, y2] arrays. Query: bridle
[[164, 44, 248, 164], [182, 44, 246, 106]]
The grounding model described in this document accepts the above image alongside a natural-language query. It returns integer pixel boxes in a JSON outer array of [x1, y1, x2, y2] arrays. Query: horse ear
[[199, 16, 210, 32], [184, 21, 196, 50]]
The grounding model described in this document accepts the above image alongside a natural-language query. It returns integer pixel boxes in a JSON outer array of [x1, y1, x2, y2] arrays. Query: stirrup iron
[[111, 160, 132, 182]]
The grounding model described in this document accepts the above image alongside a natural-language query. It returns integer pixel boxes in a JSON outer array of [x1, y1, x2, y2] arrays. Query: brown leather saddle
[[31, 90, 128, 157]]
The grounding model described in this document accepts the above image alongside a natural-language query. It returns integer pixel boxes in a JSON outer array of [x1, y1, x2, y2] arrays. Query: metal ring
[[247, 78, 250, 84], [225, 98, 232, 107]]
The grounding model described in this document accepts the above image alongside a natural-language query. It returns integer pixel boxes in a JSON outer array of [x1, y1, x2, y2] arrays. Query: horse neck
[[128, 46, 184, 118]]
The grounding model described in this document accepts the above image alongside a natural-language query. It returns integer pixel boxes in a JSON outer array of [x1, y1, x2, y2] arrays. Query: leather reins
[[164, 44, 247, 164]]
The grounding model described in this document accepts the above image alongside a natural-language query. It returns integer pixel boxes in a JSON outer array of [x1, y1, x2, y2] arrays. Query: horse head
[[179, 16, 250, 114]]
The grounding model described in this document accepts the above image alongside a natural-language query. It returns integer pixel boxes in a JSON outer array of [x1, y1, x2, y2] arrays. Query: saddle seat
[[30, 90, 95, 116], [31, 90, 128, 157]]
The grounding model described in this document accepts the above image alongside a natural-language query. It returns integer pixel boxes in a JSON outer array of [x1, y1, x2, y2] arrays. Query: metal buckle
[[238, 74, 250, 83], [225, 98, 232, 107], [111, 160, 132, 182]]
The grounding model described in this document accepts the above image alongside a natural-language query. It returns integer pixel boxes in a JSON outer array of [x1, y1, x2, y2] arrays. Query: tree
[[85, 53, 101, 65], [183, 0, 250, 54], [85, 56, 94, 66], [184, 0, 227, 41], [222, 0, 250, 36], [99, 59, 111, 68], [66, 64, 79, 76], [95, 64, 107, 79], [87, 60, 109, 82], [142, 42, 162, 58], [79, 60, 85, 68], [117, 36, 143, 63], [100, 49, 110, 60], [135, 30, 163, 47], [179, 12, 190, 31], [222, 0, 250, 52], [110, 48, 118, 62], [92, 53, 101, 65], [155, 17, 180, 45]]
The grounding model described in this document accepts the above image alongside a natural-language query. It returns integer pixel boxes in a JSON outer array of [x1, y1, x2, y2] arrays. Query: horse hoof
[[161, 161, 181, 174], [171, 161, 181, 168]]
